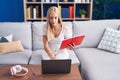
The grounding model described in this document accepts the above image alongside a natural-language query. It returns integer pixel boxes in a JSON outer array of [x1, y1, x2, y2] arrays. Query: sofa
[[0, 19, 120, 80], [73, 20, 120, 80]]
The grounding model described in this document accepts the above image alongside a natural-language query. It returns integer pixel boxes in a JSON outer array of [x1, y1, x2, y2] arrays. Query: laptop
[[41, 59, 71, 74]]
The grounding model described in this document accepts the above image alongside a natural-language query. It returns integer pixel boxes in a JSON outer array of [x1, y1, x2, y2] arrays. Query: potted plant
[[79, 9, 87, 18]]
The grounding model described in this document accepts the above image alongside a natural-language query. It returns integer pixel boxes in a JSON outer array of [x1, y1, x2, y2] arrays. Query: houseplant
[[79, 9, 86, 18]]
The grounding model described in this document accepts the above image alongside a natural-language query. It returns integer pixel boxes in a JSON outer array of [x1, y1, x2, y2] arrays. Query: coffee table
[[0, 64, 82, 80]]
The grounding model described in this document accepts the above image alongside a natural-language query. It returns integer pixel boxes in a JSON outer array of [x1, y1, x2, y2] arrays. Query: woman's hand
[[50, 55, 56, 60], [67, 43, 75, 50]]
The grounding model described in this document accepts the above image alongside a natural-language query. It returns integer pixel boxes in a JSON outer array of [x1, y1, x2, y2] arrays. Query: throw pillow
[[0, 34, 13, 42], [0, 40, 24, 54], [97, 27, 120, 54]]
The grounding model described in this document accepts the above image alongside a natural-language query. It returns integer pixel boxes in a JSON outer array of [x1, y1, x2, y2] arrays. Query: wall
[[0, 0, 24, 22], [92, 0, 120, 20]]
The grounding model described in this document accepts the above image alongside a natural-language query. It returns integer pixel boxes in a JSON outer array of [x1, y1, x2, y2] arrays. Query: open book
[[60, 35, 85, 49]]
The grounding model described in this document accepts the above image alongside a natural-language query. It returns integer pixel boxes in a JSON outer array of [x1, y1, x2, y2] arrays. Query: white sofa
[[0, 19, 120, 80]]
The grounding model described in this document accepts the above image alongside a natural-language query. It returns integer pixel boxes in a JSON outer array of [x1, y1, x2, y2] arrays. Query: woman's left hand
[[67, 43, 75, 50]]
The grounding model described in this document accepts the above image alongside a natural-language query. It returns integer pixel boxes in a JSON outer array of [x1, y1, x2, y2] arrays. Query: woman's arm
[[43, 35, 56, 60]]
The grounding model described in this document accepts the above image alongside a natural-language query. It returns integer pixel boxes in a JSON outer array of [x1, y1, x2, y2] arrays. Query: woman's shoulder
[[42, 23, 47, 34], [43, 23, 47, 27], [62, 23, 72, 38], [42, 23, 47, 29], [62, 24, 71, 32]]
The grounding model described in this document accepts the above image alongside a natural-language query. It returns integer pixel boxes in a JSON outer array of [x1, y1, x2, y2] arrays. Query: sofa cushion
[[32, 21, 73, 50], [74, 48, 120, 80], [29, 50, 43, 64], [0, 40, 24, 54], [32, 22, 46, 50], [0, 34, 13, 42], [98, 27, 120, 54], [73, 20, 120, 48], [0, 22, 32, 49], [0, 49, 32, 64], [29, 50, 79, 64]]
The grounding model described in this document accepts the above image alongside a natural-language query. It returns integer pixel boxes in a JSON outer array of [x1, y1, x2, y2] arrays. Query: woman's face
[[49, 12, 59, 26]]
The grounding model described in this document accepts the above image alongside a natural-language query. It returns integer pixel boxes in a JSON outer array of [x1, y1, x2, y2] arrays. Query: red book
[[69, 6, 73, 18], [60, 35, 85, 49], [72, 6, 74, 18], [69, 6, 74, 18]]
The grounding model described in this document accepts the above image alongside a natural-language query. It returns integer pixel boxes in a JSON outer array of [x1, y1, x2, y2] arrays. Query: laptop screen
[[41, 59, 71, 74]]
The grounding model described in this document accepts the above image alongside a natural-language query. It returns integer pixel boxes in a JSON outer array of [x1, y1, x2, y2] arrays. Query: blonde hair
[[46, 6, 63, 41]]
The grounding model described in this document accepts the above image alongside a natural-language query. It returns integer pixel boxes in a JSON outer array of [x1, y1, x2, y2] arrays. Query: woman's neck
[[52, 24, 61, 30], [51, 23, 62, 37]]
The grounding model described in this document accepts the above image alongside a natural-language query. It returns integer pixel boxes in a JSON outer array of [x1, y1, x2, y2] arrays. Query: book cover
[[33, 7, 36, 19], [82, 0, 85, 3], [26, 7, 31, 19], [36, 6, 39, 18], [27, 6, 33, 18], [60, 35, 85, 49], [58, 6, 61, 17], [61, 8, 69, 18], [69, 6, 74, 18], [69, 6, 73, 18], [72, 6, 74, 18]]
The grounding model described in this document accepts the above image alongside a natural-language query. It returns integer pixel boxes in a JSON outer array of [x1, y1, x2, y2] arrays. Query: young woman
[[42, 6, 74, 60]]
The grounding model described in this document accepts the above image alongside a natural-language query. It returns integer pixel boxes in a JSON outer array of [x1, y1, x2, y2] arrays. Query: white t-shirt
[[42, 24, 72, 59]]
